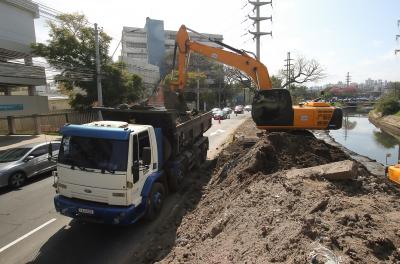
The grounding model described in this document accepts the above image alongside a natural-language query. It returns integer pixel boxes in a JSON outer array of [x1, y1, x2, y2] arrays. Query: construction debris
[[286, 160, 358, 181], [157, 119, 400, 264]]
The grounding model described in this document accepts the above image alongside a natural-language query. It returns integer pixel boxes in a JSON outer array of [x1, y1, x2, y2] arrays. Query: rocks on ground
[[158, 120, 400, 264]]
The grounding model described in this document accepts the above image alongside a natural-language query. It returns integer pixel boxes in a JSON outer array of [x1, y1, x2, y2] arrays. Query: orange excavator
[[168, 25, 342, 130]]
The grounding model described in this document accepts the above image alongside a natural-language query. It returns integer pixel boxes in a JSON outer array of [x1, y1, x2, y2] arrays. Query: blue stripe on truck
[[141, 171, 164, 197], [54, 195, 146, 225], [60, 124, 131, 140], [54, 171, 164, 225]]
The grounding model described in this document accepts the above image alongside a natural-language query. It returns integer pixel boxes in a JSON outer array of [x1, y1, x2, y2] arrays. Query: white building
[[0, 0, 47, 134], [121, 18, 223, 88]]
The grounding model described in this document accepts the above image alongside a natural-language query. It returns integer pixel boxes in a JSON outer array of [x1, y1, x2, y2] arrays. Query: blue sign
[[0, 104, 23, 111]]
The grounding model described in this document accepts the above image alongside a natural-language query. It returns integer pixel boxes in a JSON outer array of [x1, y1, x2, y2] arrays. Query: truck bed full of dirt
[[158, 120, 400, 264]]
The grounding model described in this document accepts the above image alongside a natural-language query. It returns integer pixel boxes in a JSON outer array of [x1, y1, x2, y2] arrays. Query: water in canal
[[329, 113, 400, 165]]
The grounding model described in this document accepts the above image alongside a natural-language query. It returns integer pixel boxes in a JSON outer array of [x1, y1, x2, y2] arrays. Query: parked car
[[234, 105, 244, 114], [244, 105, 252, 112], [222, 107, 232, 114], [213, 110, 230, 120], [0, 142, 60, 188], [211, 107, 221, 113]]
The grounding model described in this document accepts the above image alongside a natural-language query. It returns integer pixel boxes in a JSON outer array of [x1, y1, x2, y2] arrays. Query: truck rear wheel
[[168, 166, 184, 192], [145, 182, 165, 221]]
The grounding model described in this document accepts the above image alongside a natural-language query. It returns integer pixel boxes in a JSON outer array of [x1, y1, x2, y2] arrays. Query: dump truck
[[53, 107, 211, 224]]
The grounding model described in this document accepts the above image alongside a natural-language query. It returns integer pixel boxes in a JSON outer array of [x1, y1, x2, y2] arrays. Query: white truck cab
[[54, 121, 164, 224]]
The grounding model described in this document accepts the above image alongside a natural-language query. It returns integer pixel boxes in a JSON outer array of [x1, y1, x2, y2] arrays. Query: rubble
[[286, 160, 358, 181], [158, 119, 400, 264]]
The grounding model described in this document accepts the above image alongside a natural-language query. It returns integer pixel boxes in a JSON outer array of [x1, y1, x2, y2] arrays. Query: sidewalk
[[0, 134, 61, 151]]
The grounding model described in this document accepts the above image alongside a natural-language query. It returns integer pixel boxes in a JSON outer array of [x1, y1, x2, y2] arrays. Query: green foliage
[[375, 92, 400, 116], [31, 13, 144, 109], [270, 75, 282, 88]]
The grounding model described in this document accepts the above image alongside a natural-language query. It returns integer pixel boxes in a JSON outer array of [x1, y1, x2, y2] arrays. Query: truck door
[[131, 130, 154, 206]]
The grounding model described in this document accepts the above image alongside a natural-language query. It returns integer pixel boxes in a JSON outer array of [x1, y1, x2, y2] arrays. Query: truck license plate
[[78, 208, 94, 215]]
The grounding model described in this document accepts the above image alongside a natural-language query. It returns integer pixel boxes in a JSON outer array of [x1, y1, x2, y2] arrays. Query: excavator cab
[[252, 89, 294, 127], [252, 89, 343, 130]]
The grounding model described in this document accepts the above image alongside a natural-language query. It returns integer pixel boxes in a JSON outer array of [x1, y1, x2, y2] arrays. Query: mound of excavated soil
[[158, 120, 400, 264]]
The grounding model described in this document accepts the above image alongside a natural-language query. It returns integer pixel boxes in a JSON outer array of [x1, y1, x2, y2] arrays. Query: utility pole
[[396, 19, 400, 55], [196, 68, 200, 111], [94, 23, 103, 106], [284, 52, 293, 89], [248, 0, 272, 60], [219, 78, 222, 108], [346, 72, 351, 87]]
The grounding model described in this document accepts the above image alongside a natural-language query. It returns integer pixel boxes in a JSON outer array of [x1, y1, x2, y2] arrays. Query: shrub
[[375, 96, 400, 116]]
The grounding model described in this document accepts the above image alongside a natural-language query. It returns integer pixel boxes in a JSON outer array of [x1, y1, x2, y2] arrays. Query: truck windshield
[[58, 136, 128, 172]]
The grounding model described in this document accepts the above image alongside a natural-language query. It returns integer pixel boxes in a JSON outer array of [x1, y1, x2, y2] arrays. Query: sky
[[34, 0, 400, 85]]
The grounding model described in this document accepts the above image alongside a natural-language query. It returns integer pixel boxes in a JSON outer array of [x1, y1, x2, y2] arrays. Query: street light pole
[[196, 68, 200, 111], [94, 23, 103, 107]]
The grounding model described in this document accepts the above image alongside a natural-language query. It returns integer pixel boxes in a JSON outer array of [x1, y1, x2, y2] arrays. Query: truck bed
[[98, 107, 212, 158]]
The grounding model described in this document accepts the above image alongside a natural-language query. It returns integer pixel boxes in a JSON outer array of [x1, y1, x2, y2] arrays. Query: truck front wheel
[[145, 182, 165, 221]]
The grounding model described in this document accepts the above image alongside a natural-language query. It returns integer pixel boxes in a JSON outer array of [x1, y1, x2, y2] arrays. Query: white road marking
[[0, 218, 57, 253], [210, 129, 226, 136]]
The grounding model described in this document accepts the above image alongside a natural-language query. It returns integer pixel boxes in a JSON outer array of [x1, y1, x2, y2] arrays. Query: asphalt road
[[0, 112, 250, 264]]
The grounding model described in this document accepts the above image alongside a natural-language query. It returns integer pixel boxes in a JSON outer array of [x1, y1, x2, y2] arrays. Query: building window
[[165, 44, 175, 50], [126, 42, 147, 49], [126, 31, 147, 38], [167, 34, 176, 40], [127, 53, 147, 59]]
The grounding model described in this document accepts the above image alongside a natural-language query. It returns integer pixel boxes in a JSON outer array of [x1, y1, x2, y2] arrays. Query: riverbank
[[313, 130, 385, 176], [368, 111, 400, 139]]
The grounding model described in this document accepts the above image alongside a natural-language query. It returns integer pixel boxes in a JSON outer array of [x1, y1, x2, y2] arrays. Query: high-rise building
[[121, 18, 223, 88]]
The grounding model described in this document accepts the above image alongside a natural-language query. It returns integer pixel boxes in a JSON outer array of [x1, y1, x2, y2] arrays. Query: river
[[329, 113, 400, 165]]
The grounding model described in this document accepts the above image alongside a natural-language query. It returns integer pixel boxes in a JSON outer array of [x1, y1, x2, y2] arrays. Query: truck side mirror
[[142, 147, 151, 166]]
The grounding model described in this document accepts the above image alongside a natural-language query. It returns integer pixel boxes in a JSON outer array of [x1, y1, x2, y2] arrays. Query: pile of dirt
[[158, 120, 400, 264]]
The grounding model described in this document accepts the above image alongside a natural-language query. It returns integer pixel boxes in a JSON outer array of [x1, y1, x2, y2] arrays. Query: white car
[[244, 105, 252, 112], [222, 107, 232, 114], [234, 105, 244, 114], [211, 108, 221, 114]]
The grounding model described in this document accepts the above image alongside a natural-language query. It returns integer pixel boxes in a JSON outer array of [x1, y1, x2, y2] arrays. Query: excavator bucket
[[147, 82, 188, 113], [252, 89, 294, 127], [163, 90, 189, 113]]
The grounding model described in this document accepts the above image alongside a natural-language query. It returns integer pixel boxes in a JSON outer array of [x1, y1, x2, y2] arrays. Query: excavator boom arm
[[174, 25, 272, 92]]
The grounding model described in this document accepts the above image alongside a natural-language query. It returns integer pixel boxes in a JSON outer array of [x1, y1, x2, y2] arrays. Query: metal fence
[[0, 110, 98, 134]]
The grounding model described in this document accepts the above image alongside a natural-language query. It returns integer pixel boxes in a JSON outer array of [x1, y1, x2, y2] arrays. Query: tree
[[270, 75, 282, 88], [31, 13, 144, 109], [279, 56, 325, 89]]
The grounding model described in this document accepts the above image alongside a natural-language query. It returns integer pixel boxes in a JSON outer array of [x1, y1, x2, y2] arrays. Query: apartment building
[[0, 0, 47, 133], [121, 18, 223, 88]]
